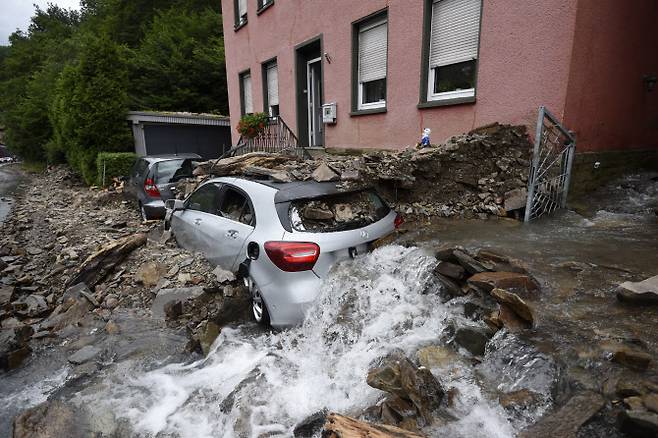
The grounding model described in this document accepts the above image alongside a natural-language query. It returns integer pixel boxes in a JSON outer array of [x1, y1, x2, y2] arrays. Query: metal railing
[[524, 106, 576, 222], [219, 116, 311, 160]]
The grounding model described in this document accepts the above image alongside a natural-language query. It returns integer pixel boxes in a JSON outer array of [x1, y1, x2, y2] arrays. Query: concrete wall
[[563, 0, 658, 153], [222, 0, 579, 150]]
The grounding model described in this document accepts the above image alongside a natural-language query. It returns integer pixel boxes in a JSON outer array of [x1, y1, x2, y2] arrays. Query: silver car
[[165, 177, 401, 328], [125, 154, 201, 220]]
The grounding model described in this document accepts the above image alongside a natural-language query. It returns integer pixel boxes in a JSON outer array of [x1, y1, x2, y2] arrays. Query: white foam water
[[83, 246, 528, 437]]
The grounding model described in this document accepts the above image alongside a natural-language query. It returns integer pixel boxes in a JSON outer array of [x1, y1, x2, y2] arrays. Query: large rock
[[453, 326, 492, 356], [519, 391, 605, 438], [150, 286, 204, 319], [40, 283, 94, 332], [617, 275, 658, 305], [490, 288, 533, 324], [434, 262, 465, 280], [68, 345, 101, 365], [467, 271, 539, 294], [12, 400, 91, 438], [453, 250, 487, 275], [12, 294, 49, 317], [504, 188, 527, 212], [433, 273, 463, 298], [475, 249, 528, 274], [367, 350, 444, 424], [135, 261, 166, 287], [611, 346, 652, 371], [0, 325, 34, 371], [311, 163, 339, 182], [619, 409, 658, 436]]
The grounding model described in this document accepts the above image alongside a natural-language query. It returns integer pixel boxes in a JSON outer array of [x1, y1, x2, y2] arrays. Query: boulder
[[434, 262, 465, 280], [303, 207, 334, 220], [12, 400, 90, 438], [68, 345, 101, 365], [135, 261, 166, 287], [151, 286, 204, 319], [619, 410, 658, 437], [617, 275, 658, 305], [0, 325, 34, 371], [503, 188, 527, 212], [454, 326, 492, 356], [475, 249, 528, 274], [212, 266, 234, 284], [453, 250, 488, 275], [164, 300, 183, 320], [294, 410, 328, 438], [519, 391, 605, 438], [196, 320, 221, 355], [499, 389, 541, 411], [490, 288, 533, 324], [312, 163, 339, 182], [467, 271, 539, 294], [611, 346, 652, 371], [366, 350, 444, 423], [12, 294, 49, 317], [497, 304, 531, 331], [416, 345, 460, 369], [434, 273, 463, 298], [40, 283, 94, 331]]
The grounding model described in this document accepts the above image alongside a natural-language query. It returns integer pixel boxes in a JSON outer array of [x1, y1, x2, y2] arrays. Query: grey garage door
[[143, 124, 231, 160]]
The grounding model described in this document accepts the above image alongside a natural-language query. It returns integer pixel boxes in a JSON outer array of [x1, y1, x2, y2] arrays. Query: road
[[0, 163, 22, 225]]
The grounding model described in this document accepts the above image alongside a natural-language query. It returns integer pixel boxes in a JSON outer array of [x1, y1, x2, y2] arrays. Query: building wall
[[563, 0, 658, 152], [222, 0, 579, 150]]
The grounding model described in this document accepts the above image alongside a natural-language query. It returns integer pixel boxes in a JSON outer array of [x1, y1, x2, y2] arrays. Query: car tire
[[248, 278, 270, 326]]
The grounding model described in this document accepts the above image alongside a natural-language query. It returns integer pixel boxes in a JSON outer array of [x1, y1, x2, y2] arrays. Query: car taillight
[[394, 213, 404, 229], [264, 241, 320, 272], [144, 178, 160, 198]]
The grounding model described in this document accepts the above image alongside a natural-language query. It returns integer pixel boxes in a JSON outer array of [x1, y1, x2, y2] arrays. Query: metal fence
[[220, 116, 311, 160], [524, 106, 576, 222]]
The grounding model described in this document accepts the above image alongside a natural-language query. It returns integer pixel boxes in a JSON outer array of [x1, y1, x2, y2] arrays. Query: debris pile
[[193, 123, 533, 219]]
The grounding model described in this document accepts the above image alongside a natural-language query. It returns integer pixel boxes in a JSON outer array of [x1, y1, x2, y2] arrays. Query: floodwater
[[2, 172, 657, 437], [0, 163, 22, 224]]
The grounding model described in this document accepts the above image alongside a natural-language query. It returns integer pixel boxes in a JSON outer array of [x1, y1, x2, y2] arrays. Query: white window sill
[[357, 101, 386, 111], [428, 88, 475, 102]]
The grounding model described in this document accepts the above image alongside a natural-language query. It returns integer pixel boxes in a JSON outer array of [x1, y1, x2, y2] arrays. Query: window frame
[[185, 183, 222, 216], [218, 185, 256, 227], [256, 0, 274, 15], [234, 0, 248, 30], [350, 8, 389, 116], [261, 57, 279, 117], [418, 0, 483, 108], [239, 69, 253, 116]]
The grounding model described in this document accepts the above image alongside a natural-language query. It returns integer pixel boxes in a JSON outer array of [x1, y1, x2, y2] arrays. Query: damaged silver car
[[165, 177, 402, 328]]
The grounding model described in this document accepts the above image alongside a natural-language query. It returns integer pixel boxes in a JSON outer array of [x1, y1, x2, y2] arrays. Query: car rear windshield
[[289, 190, 390, 233], [155, 159, 195, 183]]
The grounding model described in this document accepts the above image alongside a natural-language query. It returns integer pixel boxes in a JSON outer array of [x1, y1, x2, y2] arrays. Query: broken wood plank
[[66, 233, 147, 288], [323, 413, 426, 438]]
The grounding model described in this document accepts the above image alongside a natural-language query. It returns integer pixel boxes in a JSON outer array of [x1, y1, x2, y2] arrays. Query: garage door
[[143, 124, 231, 159]]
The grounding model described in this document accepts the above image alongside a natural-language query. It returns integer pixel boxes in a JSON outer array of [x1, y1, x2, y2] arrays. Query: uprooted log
[[322, 413, 426, 438], [66, 233, 147, 288], [195, 152, 295, 177]]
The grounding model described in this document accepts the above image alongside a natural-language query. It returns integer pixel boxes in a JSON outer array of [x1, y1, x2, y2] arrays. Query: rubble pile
[[0, 166, 245, 371], [193, 123, 533, 219]]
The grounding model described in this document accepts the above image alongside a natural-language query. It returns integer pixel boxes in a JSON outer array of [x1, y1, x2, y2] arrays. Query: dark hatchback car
[[125, 154, 201, 220]]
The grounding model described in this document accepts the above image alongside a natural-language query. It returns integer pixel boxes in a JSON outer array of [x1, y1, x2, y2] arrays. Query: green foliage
[[237, 113, 270, 138], [50, 34, 132, 185], [96, 152, 136, 186]]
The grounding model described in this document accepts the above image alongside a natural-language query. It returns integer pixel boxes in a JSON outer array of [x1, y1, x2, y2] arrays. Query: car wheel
[[247, 277, 270, 326], [139, 202, 149, 221]]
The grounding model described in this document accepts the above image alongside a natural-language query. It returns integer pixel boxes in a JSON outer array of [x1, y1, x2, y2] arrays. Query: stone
[[643, 394, 658, 414], [104, 320, 120, 335], [13, 294, 49, 317], [135, 261, 166, 287], [453, 250, 487, 275], [311, 163, 339, 182], [151, 286, 204, 318], [416, 345, 459, 369], [454, 326, 492, 356], [12, 400, 91, 438], [294, 410, 328, 437], [617, 275, 658, 305], [0, 285, 14, 306], [467, 271, 539, 294], [624, 396, 646, 411], [68, 345, 101, 365], [490, 288, 533, 324], [611, 346, 652, 370], [303, 206, 334, 220], [197, 320, 221, 355], [366, 350, 444, 423], [503, 188, 527, 211], [434, 261, 465, 280], [476, 249, 528, 274], [435, 247, 459, 263], [102, 294, 119, 309], [434, 273, 463, 298], [497, 304, 531, 331], [619, 410, 658, 436], [334, 204, 354, 222], [380, 396, 418, 428], [340, 170, 360, 181], [499, 389, 541, 410], [615, 379, 646, 398], [519, 391, 605, 438], [164, 300, 183, 320], [212, 266, 236, 283]]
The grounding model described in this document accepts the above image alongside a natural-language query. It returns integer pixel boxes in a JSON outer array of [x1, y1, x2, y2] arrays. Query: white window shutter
[[243, 74, 253, 113], [430, 0, 481, 68], [267, 64, 279, 107], [238, 0, 247, 19], [359, 19, 388, 83]]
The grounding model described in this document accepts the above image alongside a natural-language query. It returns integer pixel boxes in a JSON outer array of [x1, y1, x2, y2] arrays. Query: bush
[[96, 152, 137, 186], [237, 112, 269, 138]]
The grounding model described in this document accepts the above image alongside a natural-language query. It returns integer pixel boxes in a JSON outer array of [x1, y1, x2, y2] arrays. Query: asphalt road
[[0, 163, 22, 225]]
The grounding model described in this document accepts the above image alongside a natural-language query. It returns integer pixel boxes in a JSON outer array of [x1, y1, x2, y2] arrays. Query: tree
[[129, 7, 228, 114], [50, 34, 132, 184]]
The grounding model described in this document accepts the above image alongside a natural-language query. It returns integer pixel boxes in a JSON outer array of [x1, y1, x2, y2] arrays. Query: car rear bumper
[[143, 199, 166, 219], [257, 271, 322, 329]]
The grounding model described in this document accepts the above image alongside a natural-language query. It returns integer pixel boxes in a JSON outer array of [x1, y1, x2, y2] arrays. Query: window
[[155, 159, 194, 183], [426, 0, 481, 102], [257, 0, 274, 12], [263, 60, 279, 117], [187, 184, 221, 215], [240, 71, 253, 115], [355, 14, 388, 111], [234, 0, 247, 28], [132, 159, 149, 179], [219, 188, 254, 226]]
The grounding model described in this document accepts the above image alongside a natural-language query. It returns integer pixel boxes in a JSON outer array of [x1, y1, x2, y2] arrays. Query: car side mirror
[[165, 199, 185, 211]]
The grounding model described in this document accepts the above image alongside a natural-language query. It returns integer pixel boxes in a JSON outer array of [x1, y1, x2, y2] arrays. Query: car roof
[[141, 154, 201, 162], [229, 177, 366, 203]]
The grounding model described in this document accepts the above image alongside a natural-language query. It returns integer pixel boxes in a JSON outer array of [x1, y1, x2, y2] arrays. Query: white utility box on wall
[[322, 102, 337, 124]]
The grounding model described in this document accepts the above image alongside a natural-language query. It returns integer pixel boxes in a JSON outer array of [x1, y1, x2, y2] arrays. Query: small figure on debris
[[420, 128, 431, 148]]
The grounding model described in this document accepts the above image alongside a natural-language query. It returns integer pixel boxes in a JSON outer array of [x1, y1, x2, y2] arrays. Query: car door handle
[[194, 218, 202, 225], [225, 229, 239, 239]]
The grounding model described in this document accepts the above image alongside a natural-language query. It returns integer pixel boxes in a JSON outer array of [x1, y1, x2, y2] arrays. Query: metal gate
[[524, 106, 576, 222]]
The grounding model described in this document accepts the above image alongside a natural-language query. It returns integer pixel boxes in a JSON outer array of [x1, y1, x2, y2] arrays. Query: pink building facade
[[221, 0, 658, 154]]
